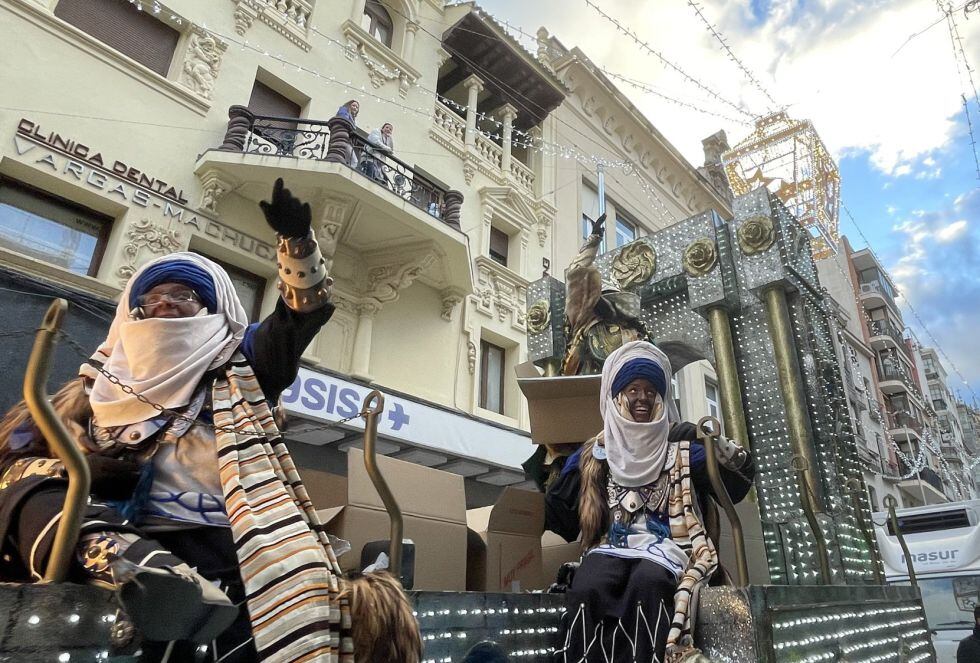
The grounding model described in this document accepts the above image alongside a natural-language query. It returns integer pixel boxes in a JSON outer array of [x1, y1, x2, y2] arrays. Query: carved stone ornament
[[526, 300, 551, 334], [179, 28, 227, 100], [198, 173, 234, 215], [467, 341, 477, 374], [441, 290, 463, 322], [463, 158, 477, 185], [682, 238, 718, 277], [364, 253, 436, 308], [737, 214, 776, 255], [611, 242, 657, 289], [116, 218, 183, 286]]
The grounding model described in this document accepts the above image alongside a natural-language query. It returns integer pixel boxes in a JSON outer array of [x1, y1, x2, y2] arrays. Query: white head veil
[[599, 340, 681, 487], [80, 252, 248, 428]]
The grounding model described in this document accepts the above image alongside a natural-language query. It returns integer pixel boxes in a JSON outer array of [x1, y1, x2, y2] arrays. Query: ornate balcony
[[429, 100, 536, 196], [195, 106, 473, 298]]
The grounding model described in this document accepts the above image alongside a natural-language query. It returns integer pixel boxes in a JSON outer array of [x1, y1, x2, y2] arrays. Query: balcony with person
[[195, 98, 473, 352]]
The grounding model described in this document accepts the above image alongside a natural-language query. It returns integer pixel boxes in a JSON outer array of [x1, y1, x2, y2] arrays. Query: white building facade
[[0, 0, 732, 504]]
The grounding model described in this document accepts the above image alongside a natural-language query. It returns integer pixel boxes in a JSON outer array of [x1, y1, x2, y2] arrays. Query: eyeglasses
[[135, 289, 200, 309]]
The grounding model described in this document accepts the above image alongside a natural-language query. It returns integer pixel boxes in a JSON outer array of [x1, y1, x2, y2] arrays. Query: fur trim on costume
[[343, 571, 422, 663], [579, 435, 609, 550]]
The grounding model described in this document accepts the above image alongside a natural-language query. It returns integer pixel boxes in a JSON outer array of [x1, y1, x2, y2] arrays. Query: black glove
[[87, 455, 141, 501], [589, 213, 606, 238], [259, 177, 312, 238]]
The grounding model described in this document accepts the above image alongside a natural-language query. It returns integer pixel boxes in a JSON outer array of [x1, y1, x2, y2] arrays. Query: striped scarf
[[214, 353, 352, 662], [664, 440, 718, 660], [580, 437, 718, 660]]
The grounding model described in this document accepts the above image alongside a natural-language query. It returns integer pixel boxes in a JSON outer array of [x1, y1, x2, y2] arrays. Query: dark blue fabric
[[128, 260, 218, 312], [112, 459, 155, 523], [611, 358, 667, 398], [336, 106, 356, 125], [240, 322, 260, 366], [560, 446, 585, 478], [8, 423, 37, 451]]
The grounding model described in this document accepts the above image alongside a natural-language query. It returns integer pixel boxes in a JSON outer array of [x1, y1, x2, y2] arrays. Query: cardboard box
[[540, 530, 583, 589], [516, 361, 602, 445], [314, 449, 468, 591], [466, 487, 545, 592]]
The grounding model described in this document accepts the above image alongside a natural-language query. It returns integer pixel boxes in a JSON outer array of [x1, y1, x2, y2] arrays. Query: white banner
[[280, 367, 534, 469]]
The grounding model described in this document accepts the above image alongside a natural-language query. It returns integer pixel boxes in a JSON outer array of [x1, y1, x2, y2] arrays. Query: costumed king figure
[[0, 179, 421, 663], [524, 213, 651, 489], [547, 341, 755, 663]]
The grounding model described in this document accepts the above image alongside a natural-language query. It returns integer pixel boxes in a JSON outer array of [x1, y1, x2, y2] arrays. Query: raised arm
[[564, 213, 605, 334], [243, 179, 335, 401]]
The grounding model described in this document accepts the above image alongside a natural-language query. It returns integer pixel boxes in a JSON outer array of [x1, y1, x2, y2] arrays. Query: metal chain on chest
[[55, 330, 366, 436]]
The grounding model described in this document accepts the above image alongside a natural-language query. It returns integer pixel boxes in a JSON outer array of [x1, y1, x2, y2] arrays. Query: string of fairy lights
[[818, 234, 975, 498], [581, 0, 756, 119], [684, 0, 779, 112], [937, 0, 980, 180]]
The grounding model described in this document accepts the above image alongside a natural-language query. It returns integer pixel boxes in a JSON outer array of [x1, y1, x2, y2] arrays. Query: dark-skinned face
[[620, 377, 661, 423]]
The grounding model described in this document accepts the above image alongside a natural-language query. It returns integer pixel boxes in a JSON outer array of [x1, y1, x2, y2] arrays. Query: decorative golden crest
[[526, 299, 551, 334], [737, 214, 776, 255], [611, 242, 657, 288], [683, 238, 718, 277]]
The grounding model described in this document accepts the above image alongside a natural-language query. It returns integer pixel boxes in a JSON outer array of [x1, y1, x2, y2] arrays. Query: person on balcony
[[359, 122, 394, 186], [0, 178, 420, 663], [336, 99, 360, 167], [546, 340, 755, 663]]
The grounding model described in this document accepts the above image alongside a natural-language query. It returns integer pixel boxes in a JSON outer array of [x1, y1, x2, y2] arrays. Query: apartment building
[[0, 0, 732, 503]]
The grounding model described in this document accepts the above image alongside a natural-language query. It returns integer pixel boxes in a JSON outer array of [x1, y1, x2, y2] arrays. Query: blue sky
[[475, 0, 980, 400]]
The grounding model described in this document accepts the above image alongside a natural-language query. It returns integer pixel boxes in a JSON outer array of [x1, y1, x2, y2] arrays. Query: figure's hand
[[713, 434, 748, 469], [590, 213, 606, 238], [260, 178, 311, 238]]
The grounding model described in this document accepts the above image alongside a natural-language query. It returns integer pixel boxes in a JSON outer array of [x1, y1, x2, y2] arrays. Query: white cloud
[[914, 166, 942, 179], [894, 164, 912, 177], [883, 191, 980, 389], [936, 219, 968, 243], [484, 0, 980, 176]]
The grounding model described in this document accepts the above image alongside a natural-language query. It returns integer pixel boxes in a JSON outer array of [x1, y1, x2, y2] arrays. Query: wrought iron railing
[[242, 113, 329, 159], [217, 106, 463, 229], [887, 410, 923, 436], [868, 320, 905, 347], [919, 467, 944, 494], [349, 132, 446, 217]]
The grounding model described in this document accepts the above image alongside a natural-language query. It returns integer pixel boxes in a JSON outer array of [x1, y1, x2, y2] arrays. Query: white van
[[874, 499, 980, 662]]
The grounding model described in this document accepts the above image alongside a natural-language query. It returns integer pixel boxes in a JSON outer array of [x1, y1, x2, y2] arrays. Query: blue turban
[[611, 357, 667, 398], [128, 259, 218, 312]]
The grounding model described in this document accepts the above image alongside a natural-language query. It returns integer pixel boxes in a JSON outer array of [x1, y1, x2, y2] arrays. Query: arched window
[[361, 0, 393, 48]]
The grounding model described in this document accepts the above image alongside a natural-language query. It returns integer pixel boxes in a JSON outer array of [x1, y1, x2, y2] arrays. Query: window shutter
[[247, 81, 302, 118], [54, 0, 179, 77], [489, 227, 509, 266]]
